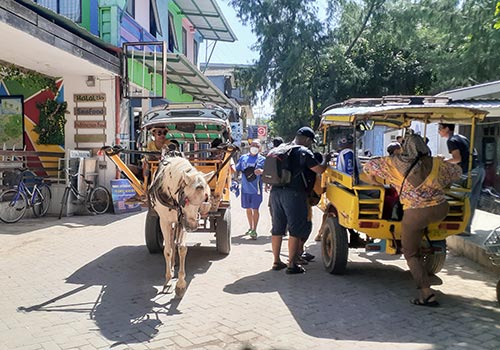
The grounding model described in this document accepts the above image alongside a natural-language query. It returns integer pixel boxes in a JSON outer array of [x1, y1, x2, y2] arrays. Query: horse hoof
[[175, 286, 186, 298]]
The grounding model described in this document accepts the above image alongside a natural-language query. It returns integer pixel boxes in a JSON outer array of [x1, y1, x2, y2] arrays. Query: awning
[[173, 0, 237, 42], [167, 53, 237, 109]]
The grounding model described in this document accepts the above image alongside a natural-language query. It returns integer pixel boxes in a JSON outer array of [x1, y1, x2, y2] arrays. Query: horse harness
[[149, 157, 193, 223]]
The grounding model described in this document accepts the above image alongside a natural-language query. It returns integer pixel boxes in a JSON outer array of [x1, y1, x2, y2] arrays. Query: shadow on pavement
[[1, 211, 144, 236], [17, 245, 224, 346], [223, 258, 499, 344]]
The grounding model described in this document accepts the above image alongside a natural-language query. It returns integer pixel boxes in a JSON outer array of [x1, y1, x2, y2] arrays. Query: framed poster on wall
[[0, 95, 24, 150]]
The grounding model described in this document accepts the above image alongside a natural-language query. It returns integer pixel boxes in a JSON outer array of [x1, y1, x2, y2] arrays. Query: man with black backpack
[[267, 127, 330, 274]]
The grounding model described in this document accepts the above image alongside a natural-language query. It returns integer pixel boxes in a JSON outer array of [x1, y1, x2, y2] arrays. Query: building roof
[[436, 80, 500, 100]]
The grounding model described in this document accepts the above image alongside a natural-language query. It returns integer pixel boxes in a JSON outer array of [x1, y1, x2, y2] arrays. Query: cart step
[[359, 199, 382, 204], [359, 209, 380, 214]]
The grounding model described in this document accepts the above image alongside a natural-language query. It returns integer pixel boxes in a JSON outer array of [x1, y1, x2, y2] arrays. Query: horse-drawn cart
[[102, 102, 235, 255]]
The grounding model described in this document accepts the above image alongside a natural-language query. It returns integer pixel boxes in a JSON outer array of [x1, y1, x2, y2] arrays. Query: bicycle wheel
[[58, 187, 70, 220], [88, 186, 110, 214], [0, 189, 27, 223], [32, 184, 52, 217]]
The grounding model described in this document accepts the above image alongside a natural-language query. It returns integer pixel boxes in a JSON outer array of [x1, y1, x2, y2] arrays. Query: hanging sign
[[74, 93, 106, 102]]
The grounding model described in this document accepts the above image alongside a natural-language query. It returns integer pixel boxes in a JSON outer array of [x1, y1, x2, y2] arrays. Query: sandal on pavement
[[286, 265, 306, 274], [296, 257, 309, 265], [301, 252, 315, 261], [272, 261, 287, 271], [410, 293, 439, 307]]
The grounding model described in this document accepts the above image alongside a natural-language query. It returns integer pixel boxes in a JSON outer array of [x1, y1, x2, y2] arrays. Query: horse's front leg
[[175, 226, 188, 298], [159, 219, 174, 293]]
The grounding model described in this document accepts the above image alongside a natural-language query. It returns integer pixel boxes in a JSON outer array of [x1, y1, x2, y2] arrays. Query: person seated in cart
[[143, 127, 169, 181]]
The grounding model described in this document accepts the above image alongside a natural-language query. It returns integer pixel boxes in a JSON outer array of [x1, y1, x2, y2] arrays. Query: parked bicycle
[[483, 226, 500, 305], [0, 169, 52, 223], [58, 169, 111, 219], [478, 187, 500, 215]]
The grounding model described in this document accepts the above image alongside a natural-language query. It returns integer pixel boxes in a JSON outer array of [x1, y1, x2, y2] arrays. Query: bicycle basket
[[2, 170, 21, 187]]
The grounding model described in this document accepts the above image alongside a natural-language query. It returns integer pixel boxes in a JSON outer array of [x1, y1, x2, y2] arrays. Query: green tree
[[230, 0, 500, 138], [230, 0, 325, 138]]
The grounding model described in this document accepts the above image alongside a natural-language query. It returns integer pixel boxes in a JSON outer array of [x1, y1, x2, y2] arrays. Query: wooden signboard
[[73, 93, 107, 147], [74, 120, 106, 129], [74, 93, 106, 103], [74, 134, 107, 143], [74, 107, 106, 116]]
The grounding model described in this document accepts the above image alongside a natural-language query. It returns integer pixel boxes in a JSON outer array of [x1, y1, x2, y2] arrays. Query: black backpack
[[262, 144, 301, 185]]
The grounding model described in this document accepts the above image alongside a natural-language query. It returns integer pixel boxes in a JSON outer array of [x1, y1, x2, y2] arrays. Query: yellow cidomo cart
[[317, 96, 488, 275]]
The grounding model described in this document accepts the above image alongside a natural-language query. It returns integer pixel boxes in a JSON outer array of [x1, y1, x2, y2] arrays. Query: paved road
[[0, 193, 499, 350]]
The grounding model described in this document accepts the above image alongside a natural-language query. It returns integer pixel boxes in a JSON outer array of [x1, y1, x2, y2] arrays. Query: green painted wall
[[81, 0, 90, 31], [168, 1, 183, 54]]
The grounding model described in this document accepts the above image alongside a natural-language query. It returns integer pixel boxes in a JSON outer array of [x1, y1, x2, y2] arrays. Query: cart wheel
[[145, 210, 163, 254], [422, 240, 447, 275], [321, 216, 348, 274], [215, 208, 231, 255]]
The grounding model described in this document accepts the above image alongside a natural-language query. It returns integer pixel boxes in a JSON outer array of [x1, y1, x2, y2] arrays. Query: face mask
[[250, 147, 259, 155]]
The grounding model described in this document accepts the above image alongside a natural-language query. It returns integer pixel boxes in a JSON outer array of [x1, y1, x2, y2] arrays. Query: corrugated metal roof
[[166, 53, 237, 109], [320, 104, 489, 127], [173, 0, 237, 42], [448, 99, 500, 109]]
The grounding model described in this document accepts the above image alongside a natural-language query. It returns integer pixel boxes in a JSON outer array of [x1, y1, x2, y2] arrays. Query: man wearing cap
[[270, 126, 330, 274], [235, 139, 266, 239]]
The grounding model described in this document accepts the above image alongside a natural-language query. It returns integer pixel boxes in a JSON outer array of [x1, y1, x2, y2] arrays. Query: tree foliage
[[229, 0, 500, 139]]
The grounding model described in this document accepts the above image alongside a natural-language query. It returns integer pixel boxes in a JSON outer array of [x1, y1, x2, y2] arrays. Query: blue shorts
[[270, 187, 312, 239], [241, 193, 263, 209]]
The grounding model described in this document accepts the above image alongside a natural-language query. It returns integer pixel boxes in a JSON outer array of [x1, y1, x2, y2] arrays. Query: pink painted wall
[[182, 18, 195, 63], [134, 0, 149, 30]]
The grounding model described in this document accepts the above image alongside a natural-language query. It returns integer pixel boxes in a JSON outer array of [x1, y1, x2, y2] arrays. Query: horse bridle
[[150, 159, 208, 223]]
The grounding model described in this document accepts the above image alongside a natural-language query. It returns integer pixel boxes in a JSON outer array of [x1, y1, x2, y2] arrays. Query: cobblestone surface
[[0, 194, 499, 350]]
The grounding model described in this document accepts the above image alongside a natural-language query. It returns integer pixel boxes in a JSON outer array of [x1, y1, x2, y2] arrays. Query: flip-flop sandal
[[301, 252, 315, 261], [272, 261, 287, 271], [296, 257, 309, 265], [410, 293, 439, 307], [286, 264, 306, 274]]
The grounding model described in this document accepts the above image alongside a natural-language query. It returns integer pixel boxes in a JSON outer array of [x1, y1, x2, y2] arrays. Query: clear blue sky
[[199, 1, 258, 65]]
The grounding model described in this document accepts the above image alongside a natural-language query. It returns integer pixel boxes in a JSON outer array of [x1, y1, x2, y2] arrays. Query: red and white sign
[[257, 125, 267, 138]]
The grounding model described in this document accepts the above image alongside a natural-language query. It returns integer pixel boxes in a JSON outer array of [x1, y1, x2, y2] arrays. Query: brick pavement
[[0, 195, 499, 350]]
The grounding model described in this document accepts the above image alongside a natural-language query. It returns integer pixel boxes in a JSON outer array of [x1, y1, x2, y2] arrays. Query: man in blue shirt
[[235, 139, 266, 239]]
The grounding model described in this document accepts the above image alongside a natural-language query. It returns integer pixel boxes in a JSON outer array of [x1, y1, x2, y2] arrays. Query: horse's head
[[179, 169, 213, 231]]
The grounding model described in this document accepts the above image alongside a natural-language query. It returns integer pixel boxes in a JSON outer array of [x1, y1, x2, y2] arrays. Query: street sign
[[257, 125, 267, 139]]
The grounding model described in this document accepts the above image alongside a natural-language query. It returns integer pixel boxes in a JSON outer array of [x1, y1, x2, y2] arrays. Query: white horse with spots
[[149, 156, 213, 297]]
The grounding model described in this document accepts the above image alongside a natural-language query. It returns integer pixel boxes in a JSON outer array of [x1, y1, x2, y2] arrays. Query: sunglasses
[[154, 130, 166, 136]]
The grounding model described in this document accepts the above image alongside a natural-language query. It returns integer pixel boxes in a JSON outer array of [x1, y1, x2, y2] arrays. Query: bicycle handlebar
[[61, 168, 82, 179]]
